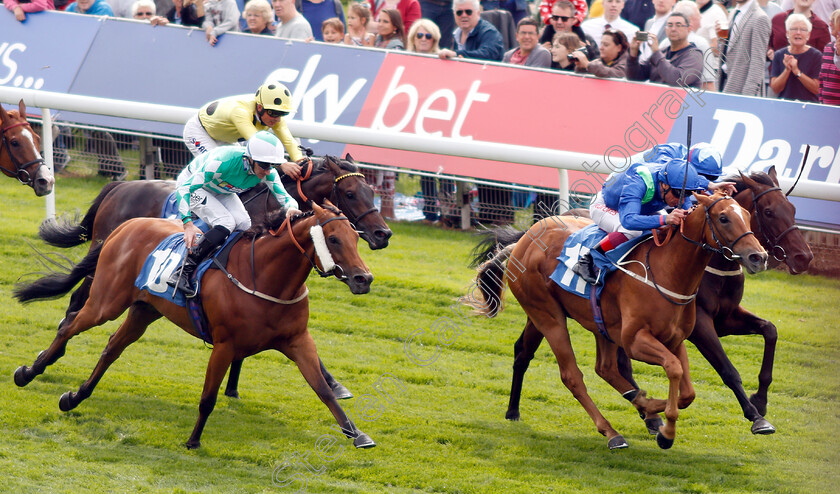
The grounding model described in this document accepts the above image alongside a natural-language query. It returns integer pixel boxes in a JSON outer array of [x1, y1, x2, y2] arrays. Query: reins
[[269, 211, 351, 279], [1, 121, 46, 186]]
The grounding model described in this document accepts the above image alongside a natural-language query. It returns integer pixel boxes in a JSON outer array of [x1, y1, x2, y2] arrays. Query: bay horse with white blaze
[[502, 167, 812, 435], [1, 100, 54, 196], [37, 154, 391, 399], [473, 191, 767, 450], [14, 203, 376, 449]]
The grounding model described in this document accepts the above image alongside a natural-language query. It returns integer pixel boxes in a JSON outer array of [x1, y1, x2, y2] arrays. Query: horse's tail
[[14, 243, 103, 303], [470, 226, 527, 318], [38, 181, 123, 248]]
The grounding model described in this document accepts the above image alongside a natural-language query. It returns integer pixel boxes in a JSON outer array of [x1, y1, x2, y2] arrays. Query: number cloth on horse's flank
[[550, 223, 648, 298], [134, 232, 241, 307]]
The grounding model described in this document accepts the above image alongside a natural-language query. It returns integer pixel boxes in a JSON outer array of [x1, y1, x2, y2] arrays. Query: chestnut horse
[[37, 154, 391, 399], [502, 168, 813, 435], [14, 204, 376, 449], [472, 192, 767, 449], [0, 100, 54, 196]]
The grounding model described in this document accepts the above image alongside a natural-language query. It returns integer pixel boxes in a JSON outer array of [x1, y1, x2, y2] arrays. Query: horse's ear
[[693, 191, 712, 207], [325, 155, 342, 175], [739, 170, 758, 190], [311, 202, 325, 215], [767, 166, 779, 186], [344, 153, 354, 163], [18, 99, 26, 117], [0, 103, 8, 121]]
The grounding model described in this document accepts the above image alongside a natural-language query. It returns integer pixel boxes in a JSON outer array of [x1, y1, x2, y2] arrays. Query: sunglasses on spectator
[[416, 32, 434, 40], [551, 15, 572, 22], [455, 9, 473, 16], [264, 109, 289, 118]]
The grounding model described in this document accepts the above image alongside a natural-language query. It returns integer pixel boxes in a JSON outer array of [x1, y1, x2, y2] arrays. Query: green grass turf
[[0, 176, 838, 493]]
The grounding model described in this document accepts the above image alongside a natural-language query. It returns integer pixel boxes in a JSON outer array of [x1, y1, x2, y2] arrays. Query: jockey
[[639, 142, 724, 180], [168, 131, 301, 297], [182, 82, 303, 180], [571, 158, 736, 285]]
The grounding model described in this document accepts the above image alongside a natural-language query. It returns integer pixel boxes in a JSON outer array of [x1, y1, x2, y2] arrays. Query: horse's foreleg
[[625, 329, 684, 450], [716, 306, 777, 419], [224, 359, 243, 398], [283, 333, 374, 449], [186, 342, 235, 449], [320, 358, 353, 400], [58, 303, 159, 412], [593, 337, 664, 435], [506, 319, 544, 421]]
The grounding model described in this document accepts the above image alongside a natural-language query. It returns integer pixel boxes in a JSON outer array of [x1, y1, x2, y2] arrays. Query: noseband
[[749, 186, 799, 262], [1, 121, 46, 187], [270, 211, 352, 279], [681, 196, 757, 262]]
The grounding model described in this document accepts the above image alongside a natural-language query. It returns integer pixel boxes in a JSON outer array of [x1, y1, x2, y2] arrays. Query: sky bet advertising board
[[2, 11, 838, 225]]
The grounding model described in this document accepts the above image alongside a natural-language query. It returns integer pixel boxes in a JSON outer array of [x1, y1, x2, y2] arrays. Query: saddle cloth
[[160, 192, 209, 232], [549, 224, 649, 298]]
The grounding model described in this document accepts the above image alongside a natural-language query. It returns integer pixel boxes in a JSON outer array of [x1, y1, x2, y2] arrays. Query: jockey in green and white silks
[[168, 131, 301, 297]]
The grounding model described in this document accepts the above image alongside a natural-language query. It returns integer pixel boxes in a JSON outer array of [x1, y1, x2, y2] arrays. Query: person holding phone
[[626, 12, 704, 87], [571, 28, 631, 78]]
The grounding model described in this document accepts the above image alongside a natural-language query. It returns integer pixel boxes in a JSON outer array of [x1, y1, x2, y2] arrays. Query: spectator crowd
[[4, 0, 838, 104]]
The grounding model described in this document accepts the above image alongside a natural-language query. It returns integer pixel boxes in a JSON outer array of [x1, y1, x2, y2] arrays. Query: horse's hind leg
[[58, 303, 160, 412], [223, 359, 243, 398], [506, 319, 544, 421], [281, 332, 375, 449], [186, 343, 235, 449]]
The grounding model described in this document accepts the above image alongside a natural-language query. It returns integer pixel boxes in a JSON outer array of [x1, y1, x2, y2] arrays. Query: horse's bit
[[749, 186, 799, 262]]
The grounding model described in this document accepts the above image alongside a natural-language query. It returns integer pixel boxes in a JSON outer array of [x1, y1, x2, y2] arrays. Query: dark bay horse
[[1, 100, 54, 196], [472, 192, 767, 449], [502, 168, 813, 435], [14, 204, 376, 449], [37, 154, 391, 399]]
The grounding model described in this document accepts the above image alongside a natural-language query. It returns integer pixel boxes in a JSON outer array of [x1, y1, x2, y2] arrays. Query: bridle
[[647, 196, 757, 305], [330, 170, 378, 228], [1, 121, 46, 187], [747, 186, 798, 262], [270, 208, 352, 280]]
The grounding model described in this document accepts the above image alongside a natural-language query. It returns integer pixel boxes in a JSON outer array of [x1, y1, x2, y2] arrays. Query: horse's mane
[[243, 204, 343, 240], [724, 170, 776, 195], [283, 155, 359, 181]]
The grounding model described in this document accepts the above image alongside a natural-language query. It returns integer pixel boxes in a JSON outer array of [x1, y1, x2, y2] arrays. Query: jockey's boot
[[571, 252, 601, 286], [168, 225, 230, 298]]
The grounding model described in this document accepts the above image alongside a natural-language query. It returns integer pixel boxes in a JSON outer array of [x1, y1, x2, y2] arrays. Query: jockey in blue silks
[[571, 157, 736, 285], [639, 142, 724, 180]]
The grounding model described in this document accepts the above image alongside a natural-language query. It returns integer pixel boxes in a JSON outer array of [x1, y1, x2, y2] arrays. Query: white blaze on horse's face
[[728, 202, 749, 226], [21, 129, 43, 160]]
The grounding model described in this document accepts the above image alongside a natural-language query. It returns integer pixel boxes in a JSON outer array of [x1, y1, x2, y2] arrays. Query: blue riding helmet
[[658, 159, 705, 191], [688, 143, 723, 179]]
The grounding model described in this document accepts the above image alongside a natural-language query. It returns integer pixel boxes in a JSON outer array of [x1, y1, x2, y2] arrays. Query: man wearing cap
[[168, 131, 301, 297]]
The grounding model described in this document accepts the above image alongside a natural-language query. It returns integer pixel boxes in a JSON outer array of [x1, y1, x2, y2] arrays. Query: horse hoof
[[14, 366, 31, 387], [655, 431, 674, 450], [185, 440, 201, 450], [644, 416, 665, 435], [505, 410, 521, 421], [331, 383, 353, 400], [751, 418, 776, 435], [224, 389, 240, 399], [608, 435, 629, 450], [353, 432, 376, 449], [59, 392, 77, 412]]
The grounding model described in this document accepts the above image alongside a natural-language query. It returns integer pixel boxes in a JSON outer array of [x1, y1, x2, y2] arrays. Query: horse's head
[[736, 167, 813, 274], [693, 191, 768, 274], [0, 100, 53, 196], [311, 201, 373, 294], [324, 154, 392, 250]]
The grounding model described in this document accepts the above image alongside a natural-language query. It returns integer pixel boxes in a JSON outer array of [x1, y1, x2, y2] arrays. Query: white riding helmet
[[244, 131, 284, 167]]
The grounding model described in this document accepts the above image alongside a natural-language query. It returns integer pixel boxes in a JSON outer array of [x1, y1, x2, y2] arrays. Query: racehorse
[[0, 100, 54, 196], [37, 154, 391, 399], [13, 203, 377, 449], [502, 168, 813, 435], [472, 191, 767, 449]]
